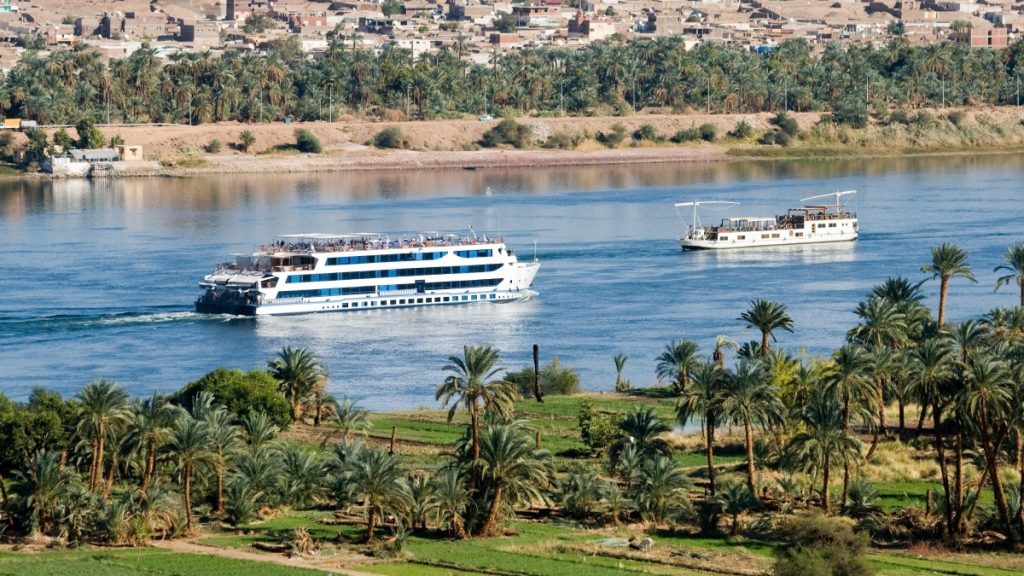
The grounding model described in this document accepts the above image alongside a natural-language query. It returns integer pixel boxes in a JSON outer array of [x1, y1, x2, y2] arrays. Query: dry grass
[[863, 441, 941, 483]]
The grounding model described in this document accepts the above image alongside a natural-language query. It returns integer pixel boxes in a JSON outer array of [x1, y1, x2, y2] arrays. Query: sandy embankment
[[59, 113, 781, 177], [39, 107, 1024, 177]]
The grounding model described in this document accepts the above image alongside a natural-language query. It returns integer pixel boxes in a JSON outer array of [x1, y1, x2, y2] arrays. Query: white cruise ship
[[195, 232, 540, 316], [676, 191, 858, 250]]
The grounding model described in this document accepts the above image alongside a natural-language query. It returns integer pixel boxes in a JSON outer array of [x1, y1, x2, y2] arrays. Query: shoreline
[[17, 106, 1024, 179]]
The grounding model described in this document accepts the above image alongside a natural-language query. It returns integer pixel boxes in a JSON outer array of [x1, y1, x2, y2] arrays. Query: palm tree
[[994, 243, 1024, 307], [127, 392, 179, 498], [436, 345, 517, 463], [908, 337, 957, 534], [720, 358, 784, 500], [676, 361, 726, 495], [240, 411, 279, 449], [476, 423, 551, 537], [268, 346, 327, 423], [335, 397, 371, 441], [613, 406, 672, 464], [849, 296, 909, 439], [280, 445, 326, 508], [827, 344, 875, 507], [203, 406, 242, 514], [633, 455, 690, 525], [716, 479, 755, 535], [785, 388, 861, 514], [613, 353, 630, 392], [921, 242, 976, 326], [13, 450, 75, 536], [167, 417, 214, 532], [346, 446, 409, 543], [713, 335, 739, 369], [430, 467, 469, 538], [76, 379, 130, 492], [655, 340, 700, 393], [959, 354, 1016, 543], [739, 299, 794, 359], [407, 474, 437, 531]]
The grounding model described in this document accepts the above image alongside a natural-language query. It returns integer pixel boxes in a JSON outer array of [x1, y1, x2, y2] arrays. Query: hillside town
[[0, 0, 1019, 69]]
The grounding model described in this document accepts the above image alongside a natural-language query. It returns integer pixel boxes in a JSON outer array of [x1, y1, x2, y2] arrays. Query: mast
[[800, 190, 856, 213]]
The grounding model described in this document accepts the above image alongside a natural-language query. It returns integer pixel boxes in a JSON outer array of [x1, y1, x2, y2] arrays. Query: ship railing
[[256, 236, 505, 255]]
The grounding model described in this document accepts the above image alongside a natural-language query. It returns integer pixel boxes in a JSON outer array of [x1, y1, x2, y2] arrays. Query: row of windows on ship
[[324, 248, 494, 266], [286, 263, 504, 283], [318, 292, 503, 311], [277, 278, 503, 299]]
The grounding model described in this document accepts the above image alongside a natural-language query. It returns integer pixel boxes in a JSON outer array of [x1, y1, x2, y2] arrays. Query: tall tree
[[345, 446, 408, 543], [785, 387, 860, 514], [76, 379, 130, 492], [676, 362, 726, 495], [720, 358, 784, 500], [268, 346, 327, 423], [739, 299, 794, 359], [475, 423, 551, 536], [921, 242, 976, 327], [994, 242, 1024, 308], [655, 340, 700, 393], [827, 344, 875, 508], [168, 417, 214, 532], [436, 345, 516, 463], [126, 392, 179, 498]]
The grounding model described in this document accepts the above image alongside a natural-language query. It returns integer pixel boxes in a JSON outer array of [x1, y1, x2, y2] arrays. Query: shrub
[[758, 130, 779, 145], [239, 130, 256, 152], [109, 134, 124, 146], [771, 112, 799, 137], [542, 131, 578, 149], [75, 118, 106, 149], [52, 128, 72, 150], [373, 126, 405, 149], [773, 513, 873, 576], [505, 356, 581, 398], [946, 110, 966, 128], [175, 367, 292, 429], [632, 123, 662, 142], [206, 138, 222, 153], [671, 127, 700, 143], [911, 111, 935, 128], [596, 123, 627, 147], [887, 110, 911, 125], [698, 122, 717, 141], [831, 96, 869, 129], [577, 399, 620, 455], [728, 119, 753, 139], [295, 129, 322, 153], [480, 118, 531, 148]]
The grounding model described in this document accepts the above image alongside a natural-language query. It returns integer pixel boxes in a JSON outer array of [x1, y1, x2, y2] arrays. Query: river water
[[1, 154, 1022, 410]]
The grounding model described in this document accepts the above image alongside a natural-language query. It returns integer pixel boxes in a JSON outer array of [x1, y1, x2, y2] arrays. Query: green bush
[[175, 368, 291, 429], [596, 123, 627, 147], [542, 131, 578, 149], [773, 513, 873, 576], [239, 130, 256, 152], [480, 118, 531, 148], [577, 399, 619, 455], [758, 130, 779, 145], [946, 110, 966, 128], [671, 127, 700, 143], [295, 129, 322, 153], [771, 112, 799, 137], [886, 110, 911, 125], [831, 96, 869, 128], [728, 119, 754, 139], [75, 118, 107, 149], [698, 122, 717, 141], [911, 111, 935, 128], [632, 123, 662, 142], [505, 356, 581, 398], [206, 138, 222, 153], [373, 126, 406, 149]]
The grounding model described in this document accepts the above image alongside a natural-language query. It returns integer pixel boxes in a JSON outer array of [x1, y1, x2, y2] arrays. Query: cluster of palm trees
[[4, 36, 1023, 126], [651, 241, 1024, 544]]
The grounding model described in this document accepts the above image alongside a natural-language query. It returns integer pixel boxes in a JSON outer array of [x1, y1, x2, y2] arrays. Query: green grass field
[[0, 548, 324, 576]]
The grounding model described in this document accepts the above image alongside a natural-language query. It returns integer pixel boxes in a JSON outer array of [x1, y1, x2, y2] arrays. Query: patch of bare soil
[[150, 537, 380, 576]]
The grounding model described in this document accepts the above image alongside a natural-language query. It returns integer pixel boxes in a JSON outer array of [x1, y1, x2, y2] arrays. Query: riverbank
[[22, 105, 1024, 178]]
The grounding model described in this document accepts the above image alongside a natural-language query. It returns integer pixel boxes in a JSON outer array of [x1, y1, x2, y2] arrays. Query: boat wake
[[0, 309, 248, 338]]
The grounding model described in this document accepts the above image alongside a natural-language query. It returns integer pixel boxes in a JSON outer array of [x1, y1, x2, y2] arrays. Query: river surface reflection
[[1, 153, 1022, 410]]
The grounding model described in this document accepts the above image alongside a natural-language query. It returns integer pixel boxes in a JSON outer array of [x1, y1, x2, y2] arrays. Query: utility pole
[[706, 76, 711, 115], [329, 84, 333, 123], [1017, 74, 1020, 107]]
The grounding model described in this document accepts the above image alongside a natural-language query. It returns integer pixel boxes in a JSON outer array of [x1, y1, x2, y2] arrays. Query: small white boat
[[196, 231, 540, 316], [676, 191, 858, 250]]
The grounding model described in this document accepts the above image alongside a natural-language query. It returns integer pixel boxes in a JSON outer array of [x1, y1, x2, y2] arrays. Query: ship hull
[[680, 232, 858, 250]]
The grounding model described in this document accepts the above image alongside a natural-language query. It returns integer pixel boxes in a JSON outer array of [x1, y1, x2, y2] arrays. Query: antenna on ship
[[673, 200, 740, 232], [801, 190, 856, 212], [469, 225, 477, 240]]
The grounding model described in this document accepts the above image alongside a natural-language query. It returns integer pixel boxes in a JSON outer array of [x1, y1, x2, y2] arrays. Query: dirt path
[[150, 537, 383, 576]]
